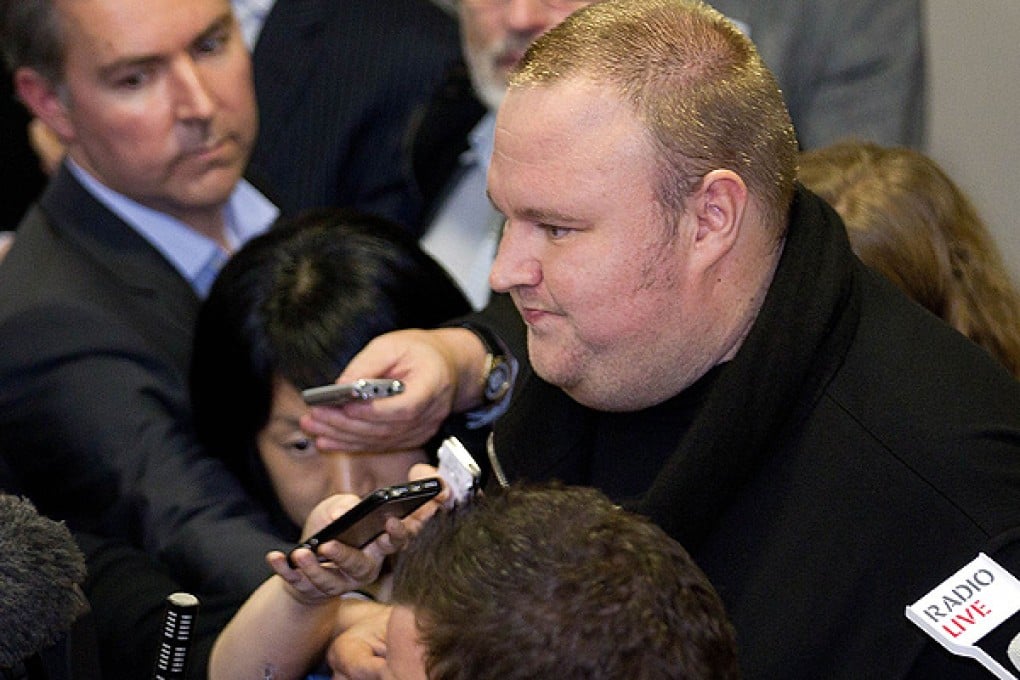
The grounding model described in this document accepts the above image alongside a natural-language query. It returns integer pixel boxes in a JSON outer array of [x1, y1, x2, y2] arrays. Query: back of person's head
[[799, 140, 1020, 378], [0, 0, 62, 84], [0, 494, 90, 675], [392, 482, 740, 680], [190, 209, 472, 513], [509, 0, 797, 237]]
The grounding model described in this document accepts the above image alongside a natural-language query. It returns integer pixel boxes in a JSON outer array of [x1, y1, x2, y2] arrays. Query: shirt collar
[[66, 158, 279, 297], [461, 111, 497, 169], [232, 0, 278, 49]]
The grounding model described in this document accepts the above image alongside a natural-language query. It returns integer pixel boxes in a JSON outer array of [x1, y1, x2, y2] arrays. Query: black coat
[[249, 0, 460, 229], [0, 166, 279, 598], [476, 188, 1020, 678]]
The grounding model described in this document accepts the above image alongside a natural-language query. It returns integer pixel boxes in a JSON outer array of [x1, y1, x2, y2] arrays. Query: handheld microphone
[[436, 436, 482, 506], [0, 494, 88, 668], [152, 592, 200, 680], [906, 552, 1020, 679]]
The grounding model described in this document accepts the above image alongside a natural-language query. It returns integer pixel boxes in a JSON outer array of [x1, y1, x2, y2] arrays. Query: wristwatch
[[481, 351, 512, 404], [463, 322, 513, 405], [459, 322, 516, 427]]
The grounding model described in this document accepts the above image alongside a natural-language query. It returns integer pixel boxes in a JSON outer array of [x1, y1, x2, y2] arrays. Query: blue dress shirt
[[66, 159, 278, 298]]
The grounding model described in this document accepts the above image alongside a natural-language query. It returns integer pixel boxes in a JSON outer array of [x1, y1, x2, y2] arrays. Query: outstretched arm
[[209, 494, 391, 680], [301, 327, 490, 453]]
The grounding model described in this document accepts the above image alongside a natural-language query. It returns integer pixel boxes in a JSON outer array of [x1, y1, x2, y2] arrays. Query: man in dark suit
[[0, 0, 283, 599], [245, 0, 460, 228]]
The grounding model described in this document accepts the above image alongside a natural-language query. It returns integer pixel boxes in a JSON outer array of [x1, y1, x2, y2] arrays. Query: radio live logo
[[906, 553, 1020, 680], [921, 567, 997, 638]]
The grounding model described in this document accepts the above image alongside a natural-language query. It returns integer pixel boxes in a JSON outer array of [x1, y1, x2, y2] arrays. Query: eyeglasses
[[461, 0, 591, 10]]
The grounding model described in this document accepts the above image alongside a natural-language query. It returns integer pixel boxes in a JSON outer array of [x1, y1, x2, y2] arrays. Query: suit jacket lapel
[[410, 60, 488, 219], [39, 166, 201, 371]]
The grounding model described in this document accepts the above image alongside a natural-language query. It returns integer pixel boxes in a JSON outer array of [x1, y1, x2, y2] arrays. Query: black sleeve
[[0, 301, 278, 597], [76, 532, 244, 680]]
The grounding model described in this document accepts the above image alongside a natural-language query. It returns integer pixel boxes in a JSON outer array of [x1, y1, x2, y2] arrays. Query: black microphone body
[[152, 592, 200, 680]]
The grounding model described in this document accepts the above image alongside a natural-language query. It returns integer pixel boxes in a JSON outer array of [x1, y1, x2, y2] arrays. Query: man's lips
[[180, 136, 231, 161], [496, 50, 526, 70], [516, 302, 555, 325]]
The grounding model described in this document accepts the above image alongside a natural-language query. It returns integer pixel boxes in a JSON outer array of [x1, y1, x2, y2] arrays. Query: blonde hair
[[800, 140, 1020, 379], [509, 0, 798, 237]]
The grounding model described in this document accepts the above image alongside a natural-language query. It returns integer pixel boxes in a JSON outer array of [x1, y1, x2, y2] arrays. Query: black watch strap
[[461, 321, 503, 356], [461, 322, 512, 404]]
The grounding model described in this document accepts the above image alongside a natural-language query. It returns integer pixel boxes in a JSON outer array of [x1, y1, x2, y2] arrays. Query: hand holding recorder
[[286, 436, 481, 562], [288, 478, 442, 564], [269, 437, 482, 607], [301, 378, 404, 406], [300, 328, 491, 454]]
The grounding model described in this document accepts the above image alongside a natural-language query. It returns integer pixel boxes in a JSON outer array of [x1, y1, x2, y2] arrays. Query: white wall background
[[925, 0, 1020, 283]]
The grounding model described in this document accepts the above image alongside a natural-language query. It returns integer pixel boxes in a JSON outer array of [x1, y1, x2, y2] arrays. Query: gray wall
[[926, 0, 1020, 283]]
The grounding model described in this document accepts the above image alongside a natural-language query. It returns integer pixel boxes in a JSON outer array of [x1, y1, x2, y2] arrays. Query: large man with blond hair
[[305, 1, 1020, 677]]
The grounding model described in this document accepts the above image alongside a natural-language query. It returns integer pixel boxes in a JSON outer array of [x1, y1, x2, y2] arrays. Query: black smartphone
[[288, 478, 442, 564], [301, 378, 404, 406]]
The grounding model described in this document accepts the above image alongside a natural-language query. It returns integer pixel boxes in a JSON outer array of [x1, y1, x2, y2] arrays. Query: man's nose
[[504, 0, 563, 34], [326, 455, 377, 498], [172, 57, 216, 122], [489, 219, 541, 292]]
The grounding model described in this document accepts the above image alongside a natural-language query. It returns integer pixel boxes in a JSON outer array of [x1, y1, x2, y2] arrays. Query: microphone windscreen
[[0, 494, 89, 666]]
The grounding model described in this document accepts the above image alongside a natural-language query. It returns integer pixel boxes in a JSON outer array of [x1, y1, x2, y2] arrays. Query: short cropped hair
[[0, 0, 66, 84], [392, 482, 740, 680], [190, 209, 472, 525], [799, 141, 1020, 379], [510, 0, 797, 237]]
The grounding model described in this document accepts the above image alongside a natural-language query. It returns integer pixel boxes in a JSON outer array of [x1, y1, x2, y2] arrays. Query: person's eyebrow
[[96, 52, 163, 81], [191, 11, 235, 49], [486, 190, 584, 226], [96, 11, 235, 80], [517, 206, 585, 225], [267, 413, 302, 429]]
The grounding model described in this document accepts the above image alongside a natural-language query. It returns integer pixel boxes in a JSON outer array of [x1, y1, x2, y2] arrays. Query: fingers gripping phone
[[301, 378, 404, 406], [288, 478, 441, 566]]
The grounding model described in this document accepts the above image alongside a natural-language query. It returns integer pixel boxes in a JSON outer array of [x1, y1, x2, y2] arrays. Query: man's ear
[[689, 168, 748, 266], [13, 67, 75, 143]]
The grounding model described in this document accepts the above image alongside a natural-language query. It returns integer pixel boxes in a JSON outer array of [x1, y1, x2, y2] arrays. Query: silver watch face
[[485, 357, 511, 402]]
